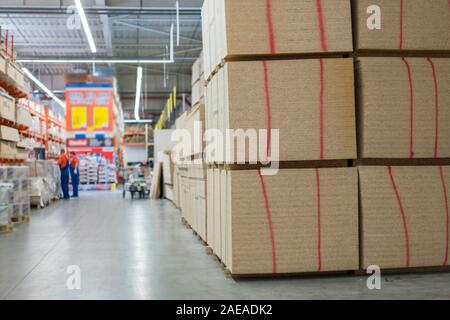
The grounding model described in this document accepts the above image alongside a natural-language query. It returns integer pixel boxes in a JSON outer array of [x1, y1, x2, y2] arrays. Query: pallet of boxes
[[353, 0, 450, 272], [199, 0, 359, 276], [0, 166, 30, 232], [173, 57, 207, 241]]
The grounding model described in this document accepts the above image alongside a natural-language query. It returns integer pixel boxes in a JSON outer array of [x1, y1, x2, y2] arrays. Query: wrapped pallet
[[359, 166, 450, 269], [206, 58, 357, 163], [215, 167, 359, 275], [356, 57, 450, 159], [0, 183, 13, 227], [0, 166, 30, 221], [353, 0, 450, 52], [202, 0, 353, 78]]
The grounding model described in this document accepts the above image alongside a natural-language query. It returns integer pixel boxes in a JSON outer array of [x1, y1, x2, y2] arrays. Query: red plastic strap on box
[[387, 166, 411, 267], [399, 0, 404, 49], [427, 58, 440, 158], [401, 57, 415, 159], [265, 0, 276, 54], [438, 166, 450, 266], [319, 59, 325, 160], [315, 0, 328, 52], [262, 61, 272, 161], [315, 168, 323, 272], [257, 169, 277, 273]]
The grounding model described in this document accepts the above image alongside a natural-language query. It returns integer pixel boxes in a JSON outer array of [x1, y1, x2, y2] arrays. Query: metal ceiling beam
[[113, 20, 201, 44], [0, 6, 201, 16]]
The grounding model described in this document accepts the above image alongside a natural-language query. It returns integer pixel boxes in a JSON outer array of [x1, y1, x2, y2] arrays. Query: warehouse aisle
[[1, 191, 450, 300]]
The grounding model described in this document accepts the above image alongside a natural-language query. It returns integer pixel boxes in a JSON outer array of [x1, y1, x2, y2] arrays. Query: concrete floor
[[1, 191, 450, 300]]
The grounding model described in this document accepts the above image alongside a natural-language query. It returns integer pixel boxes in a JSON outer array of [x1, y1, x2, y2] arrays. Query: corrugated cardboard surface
[[354, 0, 450, 51], [356, 58, 450, 158], [359, 166, 450, 269], [202, 0, 353, 79], [0, 93, 16, 123], [0, 125, 19, 143], [226, 167, 359, 275], [207, 58, 356, 162], [0, 141, 16, 159]]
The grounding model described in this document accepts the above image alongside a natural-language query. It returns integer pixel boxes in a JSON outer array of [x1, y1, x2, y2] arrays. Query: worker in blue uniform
[[69, 152, 80, 198], [57, 149, 70, 200]]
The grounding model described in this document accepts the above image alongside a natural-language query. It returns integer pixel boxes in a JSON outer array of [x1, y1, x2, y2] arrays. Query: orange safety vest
[[57, 154, 69, 169], [70, 156, 80, 169]]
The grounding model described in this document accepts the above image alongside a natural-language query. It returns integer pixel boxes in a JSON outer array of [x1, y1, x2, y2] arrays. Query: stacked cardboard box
[[198, 0, 359, 276], [0, 166, 30, 222], [354, 1, 450, 270]]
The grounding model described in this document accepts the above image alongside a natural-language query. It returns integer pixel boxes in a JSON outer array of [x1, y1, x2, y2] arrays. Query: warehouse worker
[[70, 152, 80, 198], [57, 149, 70, 200]]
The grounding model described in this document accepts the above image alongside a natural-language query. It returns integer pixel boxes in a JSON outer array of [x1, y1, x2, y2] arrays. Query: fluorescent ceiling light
[[134, 67, 143, 121], [74, 0, 97, 53], [123, 120, 153, 124], [22, 67, 66, 109], [17, 59, 174, 64]]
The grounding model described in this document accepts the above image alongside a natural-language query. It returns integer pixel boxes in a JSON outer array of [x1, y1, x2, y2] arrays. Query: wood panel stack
[[174, 101, 207, 241], [201, 0, 359, 276], [353, 0, 450, 270]]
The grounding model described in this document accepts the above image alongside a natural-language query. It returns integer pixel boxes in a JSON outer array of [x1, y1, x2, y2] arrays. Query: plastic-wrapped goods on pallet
[[0, 183, 13, 226], [107, 163, 117, 183], [25, 160, 62, 200], [0, 166, 30, 220], [29, 177, 52, 207], [79, 157, 99, 184]]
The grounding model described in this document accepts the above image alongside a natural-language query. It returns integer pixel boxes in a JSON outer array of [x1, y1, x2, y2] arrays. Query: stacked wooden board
[[173, 0, 450, 277], [200, 0, 359, 276], [353, 0, 450, 270]]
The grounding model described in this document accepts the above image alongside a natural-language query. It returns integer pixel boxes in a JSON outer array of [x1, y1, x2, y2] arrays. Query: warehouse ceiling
[[0, 0, 203, 117]]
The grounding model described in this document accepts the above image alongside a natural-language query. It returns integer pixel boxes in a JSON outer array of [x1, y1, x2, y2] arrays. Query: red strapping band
[[401, 57, 415, 159], [439, 166, 450, 266], [257, 169, 277, 273], [427, 58, 440, 158], [262, 61, 272, 161], [265, 0, 276, 54], [315, 168, 323, 272], [399, 0, 404, 49], [387, 166, 411, 267], [319, 59, 325, 160], [315, 0, 328, 52]]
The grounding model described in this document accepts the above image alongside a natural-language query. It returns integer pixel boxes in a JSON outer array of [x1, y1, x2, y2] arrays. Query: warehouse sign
[[67, 138, 114, 148], [65, 84, 114, 133]]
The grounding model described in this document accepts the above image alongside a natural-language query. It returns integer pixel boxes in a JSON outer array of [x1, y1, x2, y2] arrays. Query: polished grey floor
[[1, 191, 450, 300]]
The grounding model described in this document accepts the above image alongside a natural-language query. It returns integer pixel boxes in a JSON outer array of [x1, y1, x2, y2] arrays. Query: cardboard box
[[217, 167, 359, 275], [356, 58, 450, 158], [0, 52, 6, 74], [6, 60, 25, 87], [16, 107, 33, 128], [206, 58, 357, 163], [0, 92, 16, 123], [0, 125, 19, 143], [0, 141, 16, 159], [353, 0, 450, 52], [202, 0, 353, 79], [359, 166, 450, 269]]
